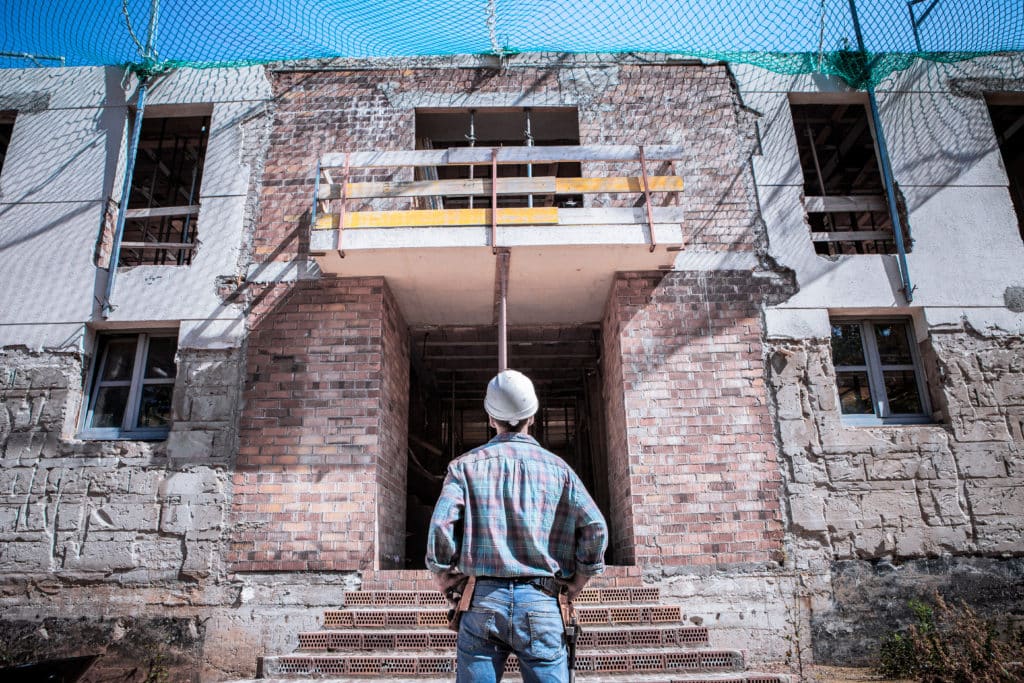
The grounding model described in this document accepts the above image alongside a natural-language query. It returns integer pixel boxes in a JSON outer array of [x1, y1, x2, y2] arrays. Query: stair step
[[261, 648, 743, 677], [239, 674, 788, 683], [340, 586, 660, 608], [297, 625, 709, 651], [323, 605, 683, 629]]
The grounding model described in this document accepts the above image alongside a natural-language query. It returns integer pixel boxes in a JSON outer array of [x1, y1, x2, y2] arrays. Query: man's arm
[[566, 474, 609, 600], [425, 465, 467, 590]]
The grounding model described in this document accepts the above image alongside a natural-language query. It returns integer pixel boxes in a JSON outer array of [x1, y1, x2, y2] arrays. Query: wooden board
[[809, 230, 892, 243], [321, 144, 686, 169], [804, 195, 887, 213], [327, 175, 683, 199], [124, 205, 200, 219], [315, 207, 560, 230]]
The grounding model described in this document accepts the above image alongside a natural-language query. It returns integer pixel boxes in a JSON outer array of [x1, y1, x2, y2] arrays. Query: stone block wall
[[231, 277, 406, 571], [603, 271, 787, 572], [0, 345, 240, 582], [766, 328, 1024, 562]]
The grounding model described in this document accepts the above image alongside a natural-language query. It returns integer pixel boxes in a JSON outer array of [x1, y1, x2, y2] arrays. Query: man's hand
[[561, 573, 590, 602], [433, 571, 467, 604]]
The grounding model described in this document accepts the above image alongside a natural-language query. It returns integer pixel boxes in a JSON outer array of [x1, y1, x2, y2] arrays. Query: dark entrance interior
[[404, 324, 611, 568]]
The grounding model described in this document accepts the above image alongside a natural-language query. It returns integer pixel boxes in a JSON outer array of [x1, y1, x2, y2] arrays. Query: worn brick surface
[[603, 271, 787, 570], [231, 277, 407, 571]]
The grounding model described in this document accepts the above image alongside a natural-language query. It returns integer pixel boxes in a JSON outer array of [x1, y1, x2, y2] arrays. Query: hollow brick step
[[260, 647, 744, 677], [323, 605, 683, 629], [340, 586, 660, 608], [244, 674, 787, 683], [296, 624, 709, 651]]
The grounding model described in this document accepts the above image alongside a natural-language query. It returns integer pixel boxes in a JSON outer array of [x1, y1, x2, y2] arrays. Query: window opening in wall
[[0, 111, 15, 179], [830, 319, 931, 424], [82, 332, 177, 439], [414, 108, 582, 209], [404, 324, 613, 568], [986, 101, 1024, 243], [791, 102, 900, 256], [120, 115, 210, 266]]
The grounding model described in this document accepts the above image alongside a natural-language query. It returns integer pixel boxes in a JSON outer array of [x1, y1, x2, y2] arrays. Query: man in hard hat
[[426, 369, 608, 683]]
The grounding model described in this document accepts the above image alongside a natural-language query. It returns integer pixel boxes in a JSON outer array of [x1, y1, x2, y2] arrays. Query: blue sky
[[1, 0, 1022, 69]]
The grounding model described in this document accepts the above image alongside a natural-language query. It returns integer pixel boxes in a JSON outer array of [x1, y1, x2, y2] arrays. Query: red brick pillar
[[603, 271, 784, 571], [229, 277, 409, 571]]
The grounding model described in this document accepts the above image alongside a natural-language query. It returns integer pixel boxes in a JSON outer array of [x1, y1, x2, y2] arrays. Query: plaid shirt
[[426, 432, 607, 579]]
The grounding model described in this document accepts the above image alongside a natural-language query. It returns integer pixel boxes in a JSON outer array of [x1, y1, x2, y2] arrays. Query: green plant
[[877, 593, 1021, 682]]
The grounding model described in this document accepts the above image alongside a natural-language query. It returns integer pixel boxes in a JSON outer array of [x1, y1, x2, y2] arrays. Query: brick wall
[[254, 61, 759, 263], [601, 294, 636, 565], [768, 329, 1024, 560], [376, 283, 410, 569], [231, 277, 408, 571], [604, 271, 785, 570]]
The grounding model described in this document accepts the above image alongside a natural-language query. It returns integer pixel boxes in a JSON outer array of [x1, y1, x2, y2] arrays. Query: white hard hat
[[484, 370, 538, 425]]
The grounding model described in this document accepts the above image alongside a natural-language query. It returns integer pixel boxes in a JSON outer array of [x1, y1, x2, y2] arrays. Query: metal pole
[[102, 78, 148, 318], [848, 0, 915, 302], [466, 110, 477, 210], [496, 250, 509, 371], [524, 108, 534, 209]]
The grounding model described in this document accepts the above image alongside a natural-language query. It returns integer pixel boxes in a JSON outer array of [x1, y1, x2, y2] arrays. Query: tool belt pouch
[[446, 576, 476, 633]]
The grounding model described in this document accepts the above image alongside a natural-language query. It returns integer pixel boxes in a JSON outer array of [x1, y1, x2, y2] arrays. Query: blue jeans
[[456, 579, 568, 683]]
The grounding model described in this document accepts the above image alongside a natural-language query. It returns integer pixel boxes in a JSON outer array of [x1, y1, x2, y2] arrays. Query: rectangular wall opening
[[404, 324, 615, 569], [414, 108, 582, 209], [987, 100, 1024, 243]]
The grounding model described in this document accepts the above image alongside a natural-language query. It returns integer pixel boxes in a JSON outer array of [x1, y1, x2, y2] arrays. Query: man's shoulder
[[450, 438, 571, 473]]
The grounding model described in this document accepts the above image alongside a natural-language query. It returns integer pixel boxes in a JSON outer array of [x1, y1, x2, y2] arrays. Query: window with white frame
[[82, 332, 177, 439], [830, 319, 931, 423]]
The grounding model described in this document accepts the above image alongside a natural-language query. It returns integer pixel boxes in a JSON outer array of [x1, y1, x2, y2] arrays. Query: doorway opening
[[404, 324, 612, 568]]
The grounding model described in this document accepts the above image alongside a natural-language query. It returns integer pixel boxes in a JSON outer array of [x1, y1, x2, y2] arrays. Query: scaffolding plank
[[315, 207, 560, 230], [322, 144, 686, 168], [555, 176, 683, 194], [124, 205, 200, 219], [328, 175, 682, 199], [809, 230, 892, 242], [804, 194, 886, 213]]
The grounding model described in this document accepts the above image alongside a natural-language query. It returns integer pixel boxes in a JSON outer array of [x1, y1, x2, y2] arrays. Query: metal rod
[[490, 148, 499, 251], [524, 108, 534, 209], [338, 152, 349, 257], [497, 250, 509, 372], [848, 0, 914, 301], [102, 78, 149, 318], [467, 110, 477, 209], [638, 145, 657, 252]]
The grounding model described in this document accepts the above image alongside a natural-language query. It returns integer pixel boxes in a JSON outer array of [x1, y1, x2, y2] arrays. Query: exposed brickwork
[[232, 277, 409, 571], [604, 271, 786, 570], [601, 294, 636, 565], [376, 285, 410, 569], [254, 62, 759, 262], [768, 330, 1024, 560]]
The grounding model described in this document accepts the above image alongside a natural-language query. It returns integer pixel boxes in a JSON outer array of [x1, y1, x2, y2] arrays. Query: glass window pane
[[136, 384, 173, 428], [145, 337, 177, 379], [884, 371, 923, 414], [100, 339, 138, 381], [90, 386, 130, 427], [831, 323, 865, 366], [874, 322, 914, 365], [837, 371, 874, 414]]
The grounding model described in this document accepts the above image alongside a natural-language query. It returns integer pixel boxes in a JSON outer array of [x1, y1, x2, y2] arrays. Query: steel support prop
[[496, 249, 509, 372]]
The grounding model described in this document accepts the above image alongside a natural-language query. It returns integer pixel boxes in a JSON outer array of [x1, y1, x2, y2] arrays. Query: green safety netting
[[1, 0, 1023, 88]]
